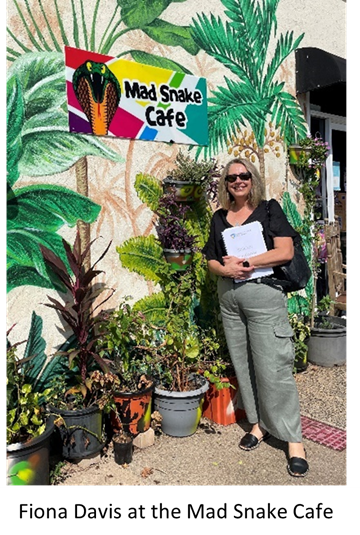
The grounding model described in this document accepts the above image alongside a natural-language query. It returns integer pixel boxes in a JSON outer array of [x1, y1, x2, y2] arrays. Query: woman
[[203, 158, 309, 477]]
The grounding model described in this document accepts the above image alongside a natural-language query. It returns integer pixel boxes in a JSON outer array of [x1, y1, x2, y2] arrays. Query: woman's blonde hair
[[217, 158, 265, 210]]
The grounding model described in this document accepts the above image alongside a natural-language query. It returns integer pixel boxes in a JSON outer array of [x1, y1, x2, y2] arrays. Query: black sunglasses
[[225, 172, 252, 183]]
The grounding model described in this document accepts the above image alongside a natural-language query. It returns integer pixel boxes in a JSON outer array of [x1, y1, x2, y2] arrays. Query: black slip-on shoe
[[239, 431, 270, 451], [287, 456, 309, 478]]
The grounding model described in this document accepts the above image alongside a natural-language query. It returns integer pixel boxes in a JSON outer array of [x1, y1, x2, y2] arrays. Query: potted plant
[[6, 320, 54, 485], [96, 299, 155, 437], [163, 150, 220, 203], [156, 191, 197, 271], [307, 296, 346, 367], [40, 232, 118, 460]]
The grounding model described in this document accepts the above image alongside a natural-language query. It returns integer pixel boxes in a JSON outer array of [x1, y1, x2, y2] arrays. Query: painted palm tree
[[190, 0, 308, 185], [6, 0, 200, 287]]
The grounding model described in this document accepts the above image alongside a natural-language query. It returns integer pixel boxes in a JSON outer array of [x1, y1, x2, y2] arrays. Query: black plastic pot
[[49, 404, 104, 460], [113, 436, 133, 465]]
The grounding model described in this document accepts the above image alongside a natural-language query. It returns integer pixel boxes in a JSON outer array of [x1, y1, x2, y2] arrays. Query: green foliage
[[166, 151, 220, 186], [97, 299, 155, 390], [190, 0, 308, 157], [288, 314, 310, 372], [116, 168, 231, 391], [6, 324, 52, 445], [7, 0, 198, 71]]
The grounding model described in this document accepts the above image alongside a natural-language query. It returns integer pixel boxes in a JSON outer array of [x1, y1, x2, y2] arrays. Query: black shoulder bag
[[266, 202, 311, 293]]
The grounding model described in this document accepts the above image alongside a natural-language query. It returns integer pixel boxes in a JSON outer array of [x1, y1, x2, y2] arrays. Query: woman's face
[[226, 163, 252, 202]]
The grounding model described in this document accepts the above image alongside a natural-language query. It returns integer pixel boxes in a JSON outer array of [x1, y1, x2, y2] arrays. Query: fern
[[133, 292, 166, 326], [134, 173, 163, 212], [116, 235, 166, 283]]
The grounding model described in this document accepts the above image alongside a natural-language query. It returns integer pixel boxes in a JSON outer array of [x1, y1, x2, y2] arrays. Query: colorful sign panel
[[64, 46, 208, 146]]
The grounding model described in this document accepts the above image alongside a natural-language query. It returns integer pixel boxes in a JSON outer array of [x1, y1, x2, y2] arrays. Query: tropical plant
[[115, 168, 232, 391], [190, 0, 308, 183], [40, 231, 114, 388], [6, 322, 53, 445], [96, 298, 156, 391]]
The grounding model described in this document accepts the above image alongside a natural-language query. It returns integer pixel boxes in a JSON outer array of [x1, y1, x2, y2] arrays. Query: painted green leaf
[[133, 291, 166, 325], [128, 50, 193, 75], [142, 19, 200, 55], [22, 312, 47, 385], [116, 235, 166, 283], [134, 173, 163, 211], [19, 129, 124, 177], [8, 184, 101, 231], [117, 0, 172, 29], [7, 229, 70, 280], [7, 52, 67, 117], [271, 91, 308, 145], [6, 263, 64, 293], [7, 75, 24, 187]]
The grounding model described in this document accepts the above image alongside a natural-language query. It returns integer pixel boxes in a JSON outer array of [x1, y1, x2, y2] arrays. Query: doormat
[[301, 415, 346, 451]]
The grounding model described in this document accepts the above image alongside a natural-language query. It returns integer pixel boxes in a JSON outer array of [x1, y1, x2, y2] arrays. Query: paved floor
[[55, 363, 347, 487]]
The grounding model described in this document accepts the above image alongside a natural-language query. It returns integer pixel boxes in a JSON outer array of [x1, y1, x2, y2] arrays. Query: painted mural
[[6, 0, 308, 350]]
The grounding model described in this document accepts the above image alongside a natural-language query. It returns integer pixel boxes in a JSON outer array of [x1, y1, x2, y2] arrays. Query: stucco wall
[[6, 0, 346, 353]]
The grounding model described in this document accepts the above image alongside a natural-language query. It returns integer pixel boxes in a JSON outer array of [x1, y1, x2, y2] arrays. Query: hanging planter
[[163, 177, 204, 203], [163, 248, 194, 271], [288, 144, 312, 166]]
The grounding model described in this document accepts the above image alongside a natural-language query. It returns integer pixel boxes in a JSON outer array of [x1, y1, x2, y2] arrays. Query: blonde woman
[[203, 158, 308, 477]]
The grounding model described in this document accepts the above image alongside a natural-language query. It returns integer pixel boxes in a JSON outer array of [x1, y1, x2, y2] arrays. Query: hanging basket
[[288, 144, 312, 166], [163, 249, 193, 271], [163, 177, 204, 203]]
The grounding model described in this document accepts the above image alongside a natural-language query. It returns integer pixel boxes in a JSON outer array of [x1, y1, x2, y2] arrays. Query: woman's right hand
[[222, 256, 254, 279]]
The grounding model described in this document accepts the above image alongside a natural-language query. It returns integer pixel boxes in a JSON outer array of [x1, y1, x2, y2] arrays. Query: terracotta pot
[[111, 381, 154, 436], [202, 376, 246, 426]]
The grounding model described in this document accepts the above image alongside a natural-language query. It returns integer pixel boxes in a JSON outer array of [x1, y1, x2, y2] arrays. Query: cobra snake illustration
[[73, 60, 121, 135]]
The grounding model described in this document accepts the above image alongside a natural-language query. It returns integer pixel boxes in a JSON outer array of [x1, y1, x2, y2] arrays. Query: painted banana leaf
[[7, 0, 197, 72], [7, 53, 123, 181], [7, 184, 101, 292], [134, 173, 163, 212], [116, 235, 166, 283]]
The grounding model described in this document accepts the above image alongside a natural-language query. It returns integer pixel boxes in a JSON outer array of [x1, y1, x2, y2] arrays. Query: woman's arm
[[208, 258, 254, 279], [246, 236, 294, 269]]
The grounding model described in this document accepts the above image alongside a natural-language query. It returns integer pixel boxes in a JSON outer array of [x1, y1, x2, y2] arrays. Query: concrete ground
[[54, 363, 346, 487]]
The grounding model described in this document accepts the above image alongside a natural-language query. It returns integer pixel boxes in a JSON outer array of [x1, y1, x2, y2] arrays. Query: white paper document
[[222, 221, 273, 282]]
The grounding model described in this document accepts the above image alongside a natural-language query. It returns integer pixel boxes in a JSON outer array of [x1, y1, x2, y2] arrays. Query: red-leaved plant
[[40, 232, 114, 385]]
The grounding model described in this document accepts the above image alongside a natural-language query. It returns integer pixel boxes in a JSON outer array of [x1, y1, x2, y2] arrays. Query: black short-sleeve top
[[203, 199, 298, 279]]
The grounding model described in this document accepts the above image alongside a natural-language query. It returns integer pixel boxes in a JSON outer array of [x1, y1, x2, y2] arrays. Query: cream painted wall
[[6, 0, 346, 353]]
